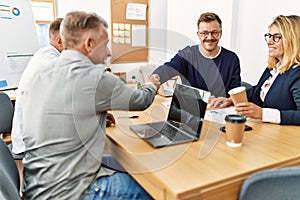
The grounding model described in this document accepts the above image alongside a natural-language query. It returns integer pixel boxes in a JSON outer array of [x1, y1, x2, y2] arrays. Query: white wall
[[166, 0, 234, 50], [56, 0, 110, 20], [55, 0, 299, 84], [235, 0, 299, 85]]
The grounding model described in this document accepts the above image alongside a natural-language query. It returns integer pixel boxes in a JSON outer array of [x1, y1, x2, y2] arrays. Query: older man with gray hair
[[21, 11, 159, 199]]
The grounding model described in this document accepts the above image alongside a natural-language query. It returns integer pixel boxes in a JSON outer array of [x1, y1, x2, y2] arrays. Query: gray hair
[[60, 11, 108, 49]]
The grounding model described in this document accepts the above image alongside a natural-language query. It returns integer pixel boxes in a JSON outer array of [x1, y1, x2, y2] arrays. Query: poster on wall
[[0, 0, 39, 90], [31, 1, 54, 23], [126, 3, 147, 20]]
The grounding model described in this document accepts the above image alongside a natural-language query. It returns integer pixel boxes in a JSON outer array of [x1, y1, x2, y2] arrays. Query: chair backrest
[[0, 92, 14, 134], [241, 81, 252, 89], [0, 166, 20, 200], [239, 167, 300, 200], [0, 139, 20, 195], [138, 65, 156, 83]]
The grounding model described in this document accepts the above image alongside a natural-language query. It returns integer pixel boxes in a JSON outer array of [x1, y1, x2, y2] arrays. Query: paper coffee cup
[[228, 86, 248, 105], [225, 114, 246, 147]]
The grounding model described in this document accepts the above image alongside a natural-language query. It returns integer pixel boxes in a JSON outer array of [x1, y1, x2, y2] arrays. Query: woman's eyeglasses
[[264, 33, 282, 43]]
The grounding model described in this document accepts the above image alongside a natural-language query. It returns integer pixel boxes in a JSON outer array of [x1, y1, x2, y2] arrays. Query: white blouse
[[260, 67, 281, 124]]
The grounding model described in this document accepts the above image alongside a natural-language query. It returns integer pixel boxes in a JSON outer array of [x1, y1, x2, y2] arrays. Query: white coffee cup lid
[[228, 86, 246, 95]]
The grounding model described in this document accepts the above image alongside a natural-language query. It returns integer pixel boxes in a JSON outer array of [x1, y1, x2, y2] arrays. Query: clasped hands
[[147, 74, 161, 92], [107, 75, 161, 127]]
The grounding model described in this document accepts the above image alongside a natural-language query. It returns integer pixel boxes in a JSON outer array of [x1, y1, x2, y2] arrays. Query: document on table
[[204, 107, 237, 124]]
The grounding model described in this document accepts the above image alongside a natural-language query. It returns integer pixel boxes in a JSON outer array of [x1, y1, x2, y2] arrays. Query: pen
[[117, 115, 139, 119]]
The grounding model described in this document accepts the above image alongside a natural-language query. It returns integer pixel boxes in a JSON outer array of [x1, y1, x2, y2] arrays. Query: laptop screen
[[167, 84, 210, 135]]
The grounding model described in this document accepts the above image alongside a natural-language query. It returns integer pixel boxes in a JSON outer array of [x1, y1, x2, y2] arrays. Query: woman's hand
[[235, 102, 262, 119]]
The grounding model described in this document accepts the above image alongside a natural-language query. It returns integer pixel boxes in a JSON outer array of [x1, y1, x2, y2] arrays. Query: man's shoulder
[[34, 45, 60, 59], [177, 45, 199, 57], [220, 47, 238, 56], [220, 47, 240, 60], [57, 51, 106, 74], [180, 45, 198, 52]]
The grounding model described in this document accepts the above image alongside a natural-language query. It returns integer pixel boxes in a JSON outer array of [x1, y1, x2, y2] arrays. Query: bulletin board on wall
[[110, 0, 149, 63], [31, 0, 56, 24]]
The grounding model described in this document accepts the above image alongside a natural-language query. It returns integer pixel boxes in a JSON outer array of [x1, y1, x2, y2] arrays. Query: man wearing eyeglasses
[[151, 12, 241, 97]]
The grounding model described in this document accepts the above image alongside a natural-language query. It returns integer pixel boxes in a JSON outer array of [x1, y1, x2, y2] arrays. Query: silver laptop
[[130, 83, 211, 147]]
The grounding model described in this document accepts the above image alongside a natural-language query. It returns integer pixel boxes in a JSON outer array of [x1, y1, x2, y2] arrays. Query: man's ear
[[57, 36, 62, 45], [56, 37, 64, 52], [84, 37, 94, 53]]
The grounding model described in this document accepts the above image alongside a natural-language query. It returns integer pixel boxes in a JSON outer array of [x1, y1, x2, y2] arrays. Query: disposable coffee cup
[[228, 86, 248, 105], [225, 114, 247, 147]]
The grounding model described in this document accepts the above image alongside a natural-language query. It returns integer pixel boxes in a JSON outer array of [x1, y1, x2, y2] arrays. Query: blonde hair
[[268, 15, 300, 73]]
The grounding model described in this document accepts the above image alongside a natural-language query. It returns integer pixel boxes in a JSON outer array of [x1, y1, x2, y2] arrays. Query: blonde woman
[[210, 15, 300, 125]]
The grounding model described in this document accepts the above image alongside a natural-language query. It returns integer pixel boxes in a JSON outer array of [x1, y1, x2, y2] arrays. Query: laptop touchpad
[[136, 128, 160, 139]]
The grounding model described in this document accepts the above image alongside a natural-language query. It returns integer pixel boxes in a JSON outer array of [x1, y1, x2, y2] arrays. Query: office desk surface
[[105, 96, 300, 200]]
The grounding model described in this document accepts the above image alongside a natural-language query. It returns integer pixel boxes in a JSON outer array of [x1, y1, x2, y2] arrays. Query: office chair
[[0, 92, 24, 160], [0, 92, 14, 135], [138, 65, 156, 83], [239, 167, 300, 200], [138, 65, 179, 87], [241, 81, 252, 89], [0, 138, 21, 199]]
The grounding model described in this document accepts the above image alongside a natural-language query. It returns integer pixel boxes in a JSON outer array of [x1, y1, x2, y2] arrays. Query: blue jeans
[[81, 172, 153, 200]]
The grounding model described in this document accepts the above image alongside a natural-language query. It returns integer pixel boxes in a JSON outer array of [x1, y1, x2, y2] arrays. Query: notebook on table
[[130, 83, 211, 148]]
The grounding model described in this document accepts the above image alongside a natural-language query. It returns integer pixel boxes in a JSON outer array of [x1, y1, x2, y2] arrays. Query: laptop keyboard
[[149, 122, 192, 142]]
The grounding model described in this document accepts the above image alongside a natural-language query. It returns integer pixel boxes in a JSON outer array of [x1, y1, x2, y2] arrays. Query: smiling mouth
[[205, 41, 216, 46], [204, 40, 216, 43], [268, 47, 277, 50]]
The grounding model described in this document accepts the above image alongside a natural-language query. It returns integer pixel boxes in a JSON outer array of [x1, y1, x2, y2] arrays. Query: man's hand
[[147, 74, 161, 91], [106, 113, 116, 127], [209, 96, 232, 108]]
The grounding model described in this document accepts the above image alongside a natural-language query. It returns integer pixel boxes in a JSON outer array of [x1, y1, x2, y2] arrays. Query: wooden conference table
[[105, 95, 300, 200]]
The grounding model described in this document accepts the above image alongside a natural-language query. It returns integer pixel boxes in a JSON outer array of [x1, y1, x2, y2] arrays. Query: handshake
[[144, 74, 161, 91]]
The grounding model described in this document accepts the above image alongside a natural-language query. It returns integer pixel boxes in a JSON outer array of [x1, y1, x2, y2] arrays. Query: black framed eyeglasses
[[198, 30, 220, 38], [264, 33, 282, 43]]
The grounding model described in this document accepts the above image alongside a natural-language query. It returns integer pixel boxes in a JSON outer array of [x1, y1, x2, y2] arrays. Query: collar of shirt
[[198, 45, 222, 59], [260, 67, 281, 101]]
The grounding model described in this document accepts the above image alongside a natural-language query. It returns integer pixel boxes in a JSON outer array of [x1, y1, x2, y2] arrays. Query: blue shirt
[[153, 45, 241, 97]]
